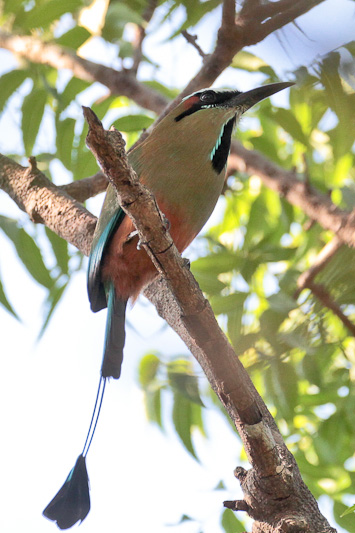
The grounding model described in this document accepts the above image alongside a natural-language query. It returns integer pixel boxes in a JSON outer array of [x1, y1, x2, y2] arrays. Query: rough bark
[[0, 154, 96, 256]]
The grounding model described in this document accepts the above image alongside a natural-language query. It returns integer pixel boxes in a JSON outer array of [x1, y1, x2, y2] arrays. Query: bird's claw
[[183, 257, 191, 269], [162, 214, 171, 231], [126, 230, 138, 242]]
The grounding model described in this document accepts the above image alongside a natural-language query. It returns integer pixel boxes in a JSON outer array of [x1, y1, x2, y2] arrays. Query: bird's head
[[173, 82, 294, 124], [167, 82, 293, 174]]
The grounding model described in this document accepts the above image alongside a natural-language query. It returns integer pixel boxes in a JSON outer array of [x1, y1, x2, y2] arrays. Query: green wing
[[87, 184, 126, 312]]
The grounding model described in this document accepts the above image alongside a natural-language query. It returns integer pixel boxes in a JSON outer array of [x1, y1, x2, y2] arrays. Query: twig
[[182, 30, 207, 59], [131, 0, 158, 75], [294, 237, 355, 336], [308, 281, 355, 337], [295, 237, 343, 298]]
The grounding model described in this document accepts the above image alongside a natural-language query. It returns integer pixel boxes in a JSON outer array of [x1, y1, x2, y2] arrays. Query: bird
[[43, 81, 293, 529]]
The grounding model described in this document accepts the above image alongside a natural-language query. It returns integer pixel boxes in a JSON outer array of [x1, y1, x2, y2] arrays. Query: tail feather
[[102, 281, 127, 379]]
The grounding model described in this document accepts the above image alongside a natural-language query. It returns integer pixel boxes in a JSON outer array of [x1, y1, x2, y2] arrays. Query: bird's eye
[[200, 91, 216, 104]]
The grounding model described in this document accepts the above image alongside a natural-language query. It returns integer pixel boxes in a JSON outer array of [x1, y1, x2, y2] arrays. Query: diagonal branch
[[227, 143, 355, 248], [295, 237, 343, 297], [82, 107, 335, 533], [294, 237, 355, 336], [0, 30, 167, 114], [305, 281, 355, 337]]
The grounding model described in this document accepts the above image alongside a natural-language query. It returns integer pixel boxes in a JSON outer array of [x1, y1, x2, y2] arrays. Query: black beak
[[230, 81, 294, 111]]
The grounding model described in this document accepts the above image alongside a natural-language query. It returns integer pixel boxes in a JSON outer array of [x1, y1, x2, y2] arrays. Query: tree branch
[[130, 0, 158, 75], [294, 237, 355, 336], [0, 30, 167, 114], [306, 281, 355, 337], [0, 154, 96, 255], [175, 0, 326, 103], [295, 237, 343, 297], [181, 30, 207, 60], [59, 171, 108, 203], [227, 144, 355, 248], [83, 108, 336, 533]]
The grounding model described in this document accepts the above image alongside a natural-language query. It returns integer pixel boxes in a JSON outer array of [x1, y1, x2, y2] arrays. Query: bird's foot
[[182, 257, 191, 269], [162, 214, 171, 231], [126, 230, 139, 243]]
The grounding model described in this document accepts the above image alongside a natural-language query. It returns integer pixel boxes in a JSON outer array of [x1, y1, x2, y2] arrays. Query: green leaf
[[193, 271, 227, 295], [22, 0, 84, 30], [113, 114, 155, 133], [38, 282, 68, 339], [172, 392, 197, 458], [45, 227, 69, 276], [231, 50, 268, 72], [0, 70, 29, 114], [0, 216, 53, 289], [341, 503, 355, 517], [0, 274, 19, 319], [144, 385, 162, 427], [168, 372, 203, 406], [267, 292, 297, 314], [243, 191, 272, 248], [3, 0, 23, 16], [265, 360, 299, 419], [143, 81, 178, 100], [233, 332, 261, 357], [22, 87, 48, 154], [72, 124, 100, 180], [139, 353, 161, 387], [59, 77, 90, 110], [168, 359, 203, 405], [191, 252, 240, 275], [55, 26, 91, 49], [334, 501, 355, 533], [168, 0, 221, 39], [267, 108, 309, 146], [221, 509, 245, 533], [102, 2, 143, 43], [227, 294, 248, 347], [211, 292, 247, 315], [56, 117, 75, 170]]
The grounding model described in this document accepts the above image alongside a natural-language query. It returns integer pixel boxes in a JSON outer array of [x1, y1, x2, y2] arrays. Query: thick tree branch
[[83, 108, 335, 533], [0, 154, 96, 255]]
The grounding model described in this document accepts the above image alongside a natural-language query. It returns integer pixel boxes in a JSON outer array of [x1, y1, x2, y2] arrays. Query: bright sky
[[1, 1, 354, 532]]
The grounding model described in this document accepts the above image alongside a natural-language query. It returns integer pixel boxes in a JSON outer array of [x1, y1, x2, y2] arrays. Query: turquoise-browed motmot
[[43, 81, 293, 529]]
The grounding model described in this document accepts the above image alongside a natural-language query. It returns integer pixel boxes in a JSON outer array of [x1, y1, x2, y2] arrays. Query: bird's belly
[[101, 204, 199, 301]]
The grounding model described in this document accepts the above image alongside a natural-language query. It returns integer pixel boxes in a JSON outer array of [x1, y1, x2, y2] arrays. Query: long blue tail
[[102, 281, 127, 379], [43, 285, 128, 529]]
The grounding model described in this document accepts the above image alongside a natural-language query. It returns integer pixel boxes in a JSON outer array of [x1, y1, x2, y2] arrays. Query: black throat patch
[[211, 117, 236, 174]]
